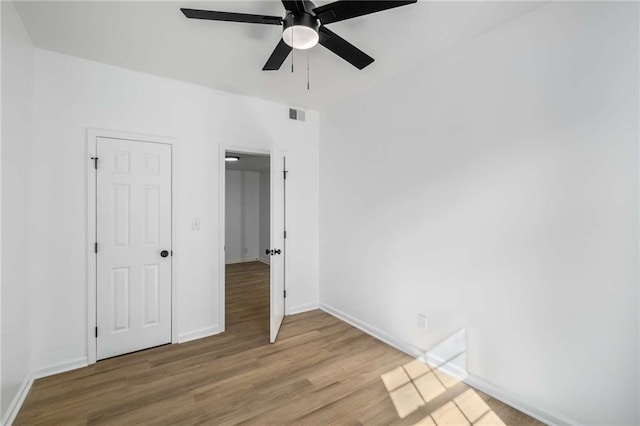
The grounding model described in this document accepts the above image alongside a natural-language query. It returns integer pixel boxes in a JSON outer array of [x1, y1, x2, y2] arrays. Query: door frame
[[86, 128, 176, 365], [218, 145, 273, 333]]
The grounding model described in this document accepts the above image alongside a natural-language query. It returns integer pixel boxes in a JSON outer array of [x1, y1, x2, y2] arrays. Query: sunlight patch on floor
[[414, 371, 446, 403], [475, 410, 507, 425], [454, 388, 494, 423], [381, 358, 506, 425], [404, 358, 431, 379], [431, 401, 471, 425], [381, 357, 460, 419], [382, 366, 411, 392], [389, 382, 426, 419]]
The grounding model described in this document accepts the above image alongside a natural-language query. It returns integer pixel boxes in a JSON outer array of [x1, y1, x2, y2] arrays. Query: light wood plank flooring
[[15, 261, 541, 425]]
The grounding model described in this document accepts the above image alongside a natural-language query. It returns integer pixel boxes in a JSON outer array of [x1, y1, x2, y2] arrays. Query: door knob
[[265, 249, 272, 255], [160, 250, 169, 258], [274, 249, 281, 255]]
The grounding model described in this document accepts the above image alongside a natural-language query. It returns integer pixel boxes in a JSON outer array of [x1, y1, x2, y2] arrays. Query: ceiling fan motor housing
[[282, 12, 320, 49]]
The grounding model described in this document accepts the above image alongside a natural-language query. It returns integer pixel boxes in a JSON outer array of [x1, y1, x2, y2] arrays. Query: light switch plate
[[418, 314, 427, 331]]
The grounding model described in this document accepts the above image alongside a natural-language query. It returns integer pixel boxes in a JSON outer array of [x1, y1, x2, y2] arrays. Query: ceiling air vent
[[289, 108, 306, 122]]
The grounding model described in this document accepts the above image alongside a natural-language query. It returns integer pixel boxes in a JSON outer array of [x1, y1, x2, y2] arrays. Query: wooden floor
[[16, 261, 542, 425]]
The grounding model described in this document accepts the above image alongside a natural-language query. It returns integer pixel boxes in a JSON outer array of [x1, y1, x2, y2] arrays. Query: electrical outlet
[[418, 314, 427, 332]]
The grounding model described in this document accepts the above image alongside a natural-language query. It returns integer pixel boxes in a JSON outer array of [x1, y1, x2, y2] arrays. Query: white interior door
[[96, 137, 172, 360], [270, 147, 285, 343]]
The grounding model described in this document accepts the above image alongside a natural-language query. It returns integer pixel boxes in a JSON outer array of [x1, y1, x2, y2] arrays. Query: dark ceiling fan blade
[[318, 26, 374, 70], [263, 39, 293, 71], [181, 8, 282, 25], [281, 0, 306, 13], [313, 1, 417, 25]]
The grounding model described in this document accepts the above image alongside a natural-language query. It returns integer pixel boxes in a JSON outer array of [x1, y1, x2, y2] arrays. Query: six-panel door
[[96, 137, 172, 360]]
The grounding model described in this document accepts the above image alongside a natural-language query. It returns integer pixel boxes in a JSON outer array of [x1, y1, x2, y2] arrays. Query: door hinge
[[95, 327, 98, 338], [284, 230, 287, 239], [284, 290, 287, 298], [91, 157, 98, 169], [94, 242, 98, 253], [283, 170, 288, 180]]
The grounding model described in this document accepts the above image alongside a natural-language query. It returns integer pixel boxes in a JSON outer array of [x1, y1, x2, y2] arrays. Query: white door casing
[[96, 137, 172, 360], [270, 146, 285, 343]]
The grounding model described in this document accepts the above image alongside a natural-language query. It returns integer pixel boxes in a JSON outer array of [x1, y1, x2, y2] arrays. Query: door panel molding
[[87, 129, 176, 365]]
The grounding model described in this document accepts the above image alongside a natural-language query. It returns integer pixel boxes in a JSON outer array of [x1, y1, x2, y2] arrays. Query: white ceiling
[[14, 1, 546, 110], [225, 151, 270, 172]]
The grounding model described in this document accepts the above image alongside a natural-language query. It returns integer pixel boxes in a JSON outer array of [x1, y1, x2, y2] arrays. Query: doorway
[[224, 151, 271, 340], [221, 148, 286, 343]]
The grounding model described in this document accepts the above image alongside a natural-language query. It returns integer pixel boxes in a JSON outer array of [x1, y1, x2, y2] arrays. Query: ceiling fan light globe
[[283, 25, 319, 50]]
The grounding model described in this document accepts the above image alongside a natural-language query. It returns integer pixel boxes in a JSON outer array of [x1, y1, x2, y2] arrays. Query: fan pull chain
[[307, 50, 310, 91], [291, 31, 294, 73]]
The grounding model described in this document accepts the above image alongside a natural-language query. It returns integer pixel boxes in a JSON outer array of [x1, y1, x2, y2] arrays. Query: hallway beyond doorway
[[225, 261, 270, 343]]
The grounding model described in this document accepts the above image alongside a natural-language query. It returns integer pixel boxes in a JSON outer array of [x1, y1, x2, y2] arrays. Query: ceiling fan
[[181, 0, 417, 71]]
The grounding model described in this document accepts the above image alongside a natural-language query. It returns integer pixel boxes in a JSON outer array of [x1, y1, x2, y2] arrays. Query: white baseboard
[[287, 303, 318, 315], [258, 257, 270, 265], [319, 303, 578, 426], [465, 374, 576, 426], [178, 324, 222, 343], [2, 374, 34, 426], [225, 258, 259, 265], [33, 356, 88, 379], [319, 303, 424, 358], [1, 326, 222, 423], [2, 356, 88, 425]]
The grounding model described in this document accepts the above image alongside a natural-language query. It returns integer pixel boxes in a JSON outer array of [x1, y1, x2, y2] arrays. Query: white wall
[[1, 2, 34, 422], [225, 170, 260, 263], [225, 169, 271, 265], [319, 3, 638, 425], [29, 49, 319, 372], [258, 170, 270, 264]]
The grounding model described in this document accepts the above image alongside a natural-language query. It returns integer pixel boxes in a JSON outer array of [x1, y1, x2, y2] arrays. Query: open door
[[269, 147, 285, 343]]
